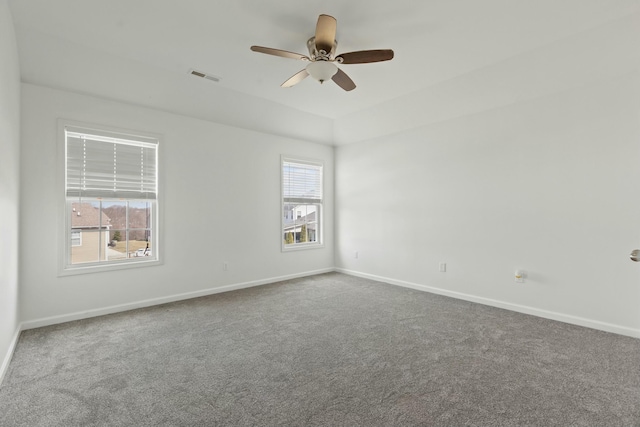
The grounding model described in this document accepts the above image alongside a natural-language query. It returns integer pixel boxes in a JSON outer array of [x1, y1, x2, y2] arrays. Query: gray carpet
[[1, 272, 639, 427]]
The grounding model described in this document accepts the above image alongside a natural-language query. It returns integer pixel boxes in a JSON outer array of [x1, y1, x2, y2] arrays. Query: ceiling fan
[[250, 14, 394, 91]]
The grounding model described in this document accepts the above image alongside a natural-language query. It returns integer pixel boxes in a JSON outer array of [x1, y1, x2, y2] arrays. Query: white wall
[[0, 0, 21, 380], [334, 13, 640, 145], [336, 15, 640, 337], [19, 84, 334, 325]]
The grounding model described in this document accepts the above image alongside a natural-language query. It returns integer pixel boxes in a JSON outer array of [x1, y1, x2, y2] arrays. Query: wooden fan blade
[[250, 46, 309, 61], [332, 68, 356, 91], [281, 69, 309, 87], [337, 49, 394, 64], [315, 14, 336, 53]]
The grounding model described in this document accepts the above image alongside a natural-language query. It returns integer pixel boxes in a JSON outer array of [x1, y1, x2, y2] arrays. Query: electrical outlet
[[439, 262, 446, 272], [355, 251, 359, 259], [223, 262, 228, 271]]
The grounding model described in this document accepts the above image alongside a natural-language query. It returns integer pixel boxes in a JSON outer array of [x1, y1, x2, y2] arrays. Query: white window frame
[[58, 120, 162, 276], [281, 156, 323, 251]]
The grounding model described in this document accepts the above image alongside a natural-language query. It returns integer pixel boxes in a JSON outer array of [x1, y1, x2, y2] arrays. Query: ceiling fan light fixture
[[306, 61, 338, 83], [250, 14, 393, 91]]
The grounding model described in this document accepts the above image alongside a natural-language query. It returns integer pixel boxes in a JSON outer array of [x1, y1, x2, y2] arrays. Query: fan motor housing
[[307, 37, 337, 61]]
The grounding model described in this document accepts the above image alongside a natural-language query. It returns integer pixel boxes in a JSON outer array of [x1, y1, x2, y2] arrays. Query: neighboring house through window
[[70, 202, 112, 263], [282, 157, 323, 250], [61, 122, 160, 273]]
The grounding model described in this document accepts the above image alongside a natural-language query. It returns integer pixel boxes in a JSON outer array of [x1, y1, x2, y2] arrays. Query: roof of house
[[71, 203, 111, 229], [284, 211, 317, 231]]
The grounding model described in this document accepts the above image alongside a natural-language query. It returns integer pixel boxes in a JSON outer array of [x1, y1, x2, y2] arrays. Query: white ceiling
[[8, 0, 640, 127]]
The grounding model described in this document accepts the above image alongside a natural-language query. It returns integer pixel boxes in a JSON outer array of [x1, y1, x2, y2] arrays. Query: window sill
[[58, 258, 161, 277], [282, 243, 324, 252]]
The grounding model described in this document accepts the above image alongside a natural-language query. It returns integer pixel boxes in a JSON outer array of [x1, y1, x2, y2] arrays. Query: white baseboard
[[336, 268, 640, 339], [0, 325, 22, 386], [16, 265, 640, 342], [21, 268, 334, 331]]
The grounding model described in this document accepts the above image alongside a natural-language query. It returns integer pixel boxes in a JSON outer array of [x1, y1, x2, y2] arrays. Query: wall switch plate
[[439, 262, 446, 272], [355, 251, 359, 259], [223, 262, 228, 271]]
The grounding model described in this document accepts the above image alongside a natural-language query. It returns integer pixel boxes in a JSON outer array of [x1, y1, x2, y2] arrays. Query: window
[[282, 158, 323, 250], [62, 123, 159, 273], [71, 230, 82, 247]]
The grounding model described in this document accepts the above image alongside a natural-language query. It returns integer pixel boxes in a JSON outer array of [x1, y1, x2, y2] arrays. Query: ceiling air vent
[[189, 69, 221, 82]]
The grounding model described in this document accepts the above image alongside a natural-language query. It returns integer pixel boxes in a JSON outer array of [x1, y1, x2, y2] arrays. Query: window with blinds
[[282, 158, 323, 249], [62, 123, 160, 273], [65, 127, 157, 199]]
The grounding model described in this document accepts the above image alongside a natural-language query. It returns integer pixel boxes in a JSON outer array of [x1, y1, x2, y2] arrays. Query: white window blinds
[[65, 126, 158, 200], [282, 159, 323, 204]]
